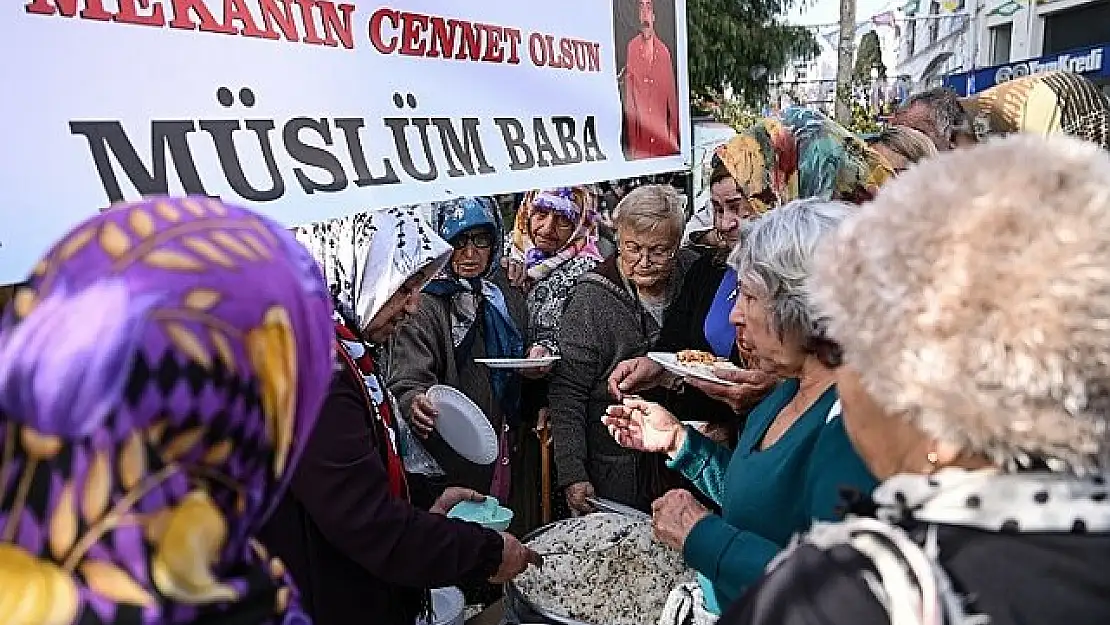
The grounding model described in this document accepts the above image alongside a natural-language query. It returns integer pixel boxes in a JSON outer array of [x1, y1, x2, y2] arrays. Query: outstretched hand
[[603, 397, 685, 457]]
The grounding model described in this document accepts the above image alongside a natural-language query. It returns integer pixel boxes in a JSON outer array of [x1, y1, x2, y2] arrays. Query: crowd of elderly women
[[1, 69, 1109, 625]]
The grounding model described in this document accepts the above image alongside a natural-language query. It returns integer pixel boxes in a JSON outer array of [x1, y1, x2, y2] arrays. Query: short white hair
[[728, 198, 853, 344], [613, 184, 686, 242]]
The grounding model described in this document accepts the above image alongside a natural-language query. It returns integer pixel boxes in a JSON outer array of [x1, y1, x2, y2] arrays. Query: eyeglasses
[[620, 241, 677, 265], [451, 231, 494, 250]]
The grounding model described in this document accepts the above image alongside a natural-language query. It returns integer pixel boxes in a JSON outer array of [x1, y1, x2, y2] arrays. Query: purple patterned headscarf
[[0, 198, 334, 625]]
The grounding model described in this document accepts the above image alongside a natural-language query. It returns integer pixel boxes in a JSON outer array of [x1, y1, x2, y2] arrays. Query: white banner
[[0, 0, 690, 284]]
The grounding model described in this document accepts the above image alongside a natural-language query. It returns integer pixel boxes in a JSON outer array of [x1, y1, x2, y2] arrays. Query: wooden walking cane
[[538, 410, 553, 524]]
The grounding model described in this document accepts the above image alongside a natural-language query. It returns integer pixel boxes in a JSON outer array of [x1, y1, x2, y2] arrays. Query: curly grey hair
[[728, 199, 854, 348], [812, 134, 1110, 472]]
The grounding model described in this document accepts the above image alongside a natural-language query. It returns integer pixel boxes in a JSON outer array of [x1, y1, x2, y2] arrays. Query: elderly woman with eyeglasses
[[603, 200, 877, 624], [720, 135, 1110, 625], [610, 108, 892, 447], [548, 185, 698, 514]]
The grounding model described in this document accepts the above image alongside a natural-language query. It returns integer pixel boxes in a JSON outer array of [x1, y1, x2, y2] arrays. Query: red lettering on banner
[[23, 2, 594, 65], [316, 0, 355, 48], [168, 0, 234, 33], [427, 15, 455, 59], [368, 11, 527, 66], [504, 27, 521, 64], [291, 0, 325, 44], [481, 24, 503, 63], [24, 0, 356, 49], [530, 31, 601, 72], [399, 12, 428, 56], [369, 7, 399, 54], [257, 0, 298, 41], [115, 0, 165, 26], [24, 0, 112, 20]]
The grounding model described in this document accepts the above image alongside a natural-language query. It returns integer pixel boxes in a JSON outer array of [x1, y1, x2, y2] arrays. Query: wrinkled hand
[[686, 367, 777, 413], [603, 397, 684, 457], [565, 481, 596, 515], [651, 489, 711, 551], [520, 345, 553, 380], [502, 257, 530, 289], [489, 532, 543, 582], [410, 393, 438, 438], [607, 357, 670, 400], [430, 487, 485, 515]]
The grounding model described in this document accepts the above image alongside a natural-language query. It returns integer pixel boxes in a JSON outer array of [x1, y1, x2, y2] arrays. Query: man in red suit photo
[[621, 0, 680, 159]]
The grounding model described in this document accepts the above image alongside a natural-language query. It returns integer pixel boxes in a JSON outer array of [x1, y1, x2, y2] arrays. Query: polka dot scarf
[[873, 468, 1110, 534]]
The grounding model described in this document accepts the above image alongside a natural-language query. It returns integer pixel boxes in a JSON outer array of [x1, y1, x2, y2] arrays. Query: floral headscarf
[[293, 206, 453, 333], [0, 197, 335, 625], [961, 70, 1110, 150], [715, 108, 893, 211], [510, 187, 603, 281]]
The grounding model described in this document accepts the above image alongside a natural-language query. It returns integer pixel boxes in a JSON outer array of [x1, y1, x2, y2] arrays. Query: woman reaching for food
[[610, 109, 892, 445], [262, 207, 540, 625], [722, 134, 1110, 625], [604, 200, 877, 623]]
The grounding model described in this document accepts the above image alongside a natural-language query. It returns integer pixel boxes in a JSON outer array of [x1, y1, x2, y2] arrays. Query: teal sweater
[[667, 379, 877, 613]]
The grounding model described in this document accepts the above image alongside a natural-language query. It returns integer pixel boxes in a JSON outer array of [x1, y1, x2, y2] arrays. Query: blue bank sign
[[945, 43, 1110, 95]]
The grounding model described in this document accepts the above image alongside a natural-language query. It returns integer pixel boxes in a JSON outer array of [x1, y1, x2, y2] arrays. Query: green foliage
[[687, 0, 820, 104], [853, 30, 886, 84], [697, 92, 762, 131], [835, 83, 883, 135], [848, 101, 883, 134]]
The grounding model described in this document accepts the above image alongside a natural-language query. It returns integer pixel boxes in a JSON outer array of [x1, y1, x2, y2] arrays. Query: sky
[[786, 0, 899, 29]]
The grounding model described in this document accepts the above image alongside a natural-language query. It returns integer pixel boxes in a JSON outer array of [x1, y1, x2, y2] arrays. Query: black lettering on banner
[[385, 93, 438, 181], [552, 116, 583, 163], [494, 118, 535, 171], [583, 116, 607, 162], [284, 117, 349, 193], [68, 120, 210, 203], [199, 117, 285, 202], [333, 117, 401, 188], [433, 117, 495, 177], [67, 87, 611, 206], [532, 118, 563, 167]]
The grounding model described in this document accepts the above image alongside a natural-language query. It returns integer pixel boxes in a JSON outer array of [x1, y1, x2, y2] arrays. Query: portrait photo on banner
[[614, 0, 681, 161]]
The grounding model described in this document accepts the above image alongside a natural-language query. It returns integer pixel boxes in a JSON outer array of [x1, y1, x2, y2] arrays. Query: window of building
[[908, 21, 917, 55], [989, 23, 1013, 66], [928, 2, 940, 43], [1043, 1, 1110, 55], [794, 63, 809, 81]]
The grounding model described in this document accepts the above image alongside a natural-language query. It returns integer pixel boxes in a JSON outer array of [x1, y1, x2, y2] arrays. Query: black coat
[[654, 250, 745, 427], [723, 519, 1110, 625]]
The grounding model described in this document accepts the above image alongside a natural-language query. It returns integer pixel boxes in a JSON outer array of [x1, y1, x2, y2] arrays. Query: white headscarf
[[294, 205, 452, 332]]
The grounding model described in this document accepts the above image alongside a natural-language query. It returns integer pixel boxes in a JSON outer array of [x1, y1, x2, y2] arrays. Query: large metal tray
[[503, 520, 604, 625]]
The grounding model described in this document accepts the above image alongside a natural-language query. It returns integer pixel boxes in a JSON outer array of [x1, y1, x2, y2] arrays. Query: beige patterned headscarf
[[961, 71, 1110, 149]]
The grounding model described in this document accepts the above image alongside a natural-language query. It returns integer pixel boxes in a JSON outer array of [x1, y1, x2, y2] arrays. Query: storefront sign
[[0, 0, 690, 284], [945, 43, 1110, 95]]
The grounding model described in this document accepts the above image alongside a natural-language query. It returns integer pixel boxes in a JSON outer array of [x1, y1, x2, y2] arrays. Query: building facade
[[772, 20, 903, 112], [944, 0, 1110, 96], [898, 1, 975, 90]]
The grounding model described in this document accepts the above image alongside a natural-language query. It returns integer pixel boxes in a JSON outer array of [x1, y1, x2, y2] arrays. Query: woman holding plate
[[389, 197, 544, 532], [604, 200, 876, 623], [262, 206, 539, 625], [550, 185, 697, 514]]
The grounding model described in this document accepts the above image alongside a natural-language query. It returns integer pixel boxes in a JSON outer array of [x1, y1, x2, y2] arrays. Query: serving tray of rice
[[507, 513, 695, 625]]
